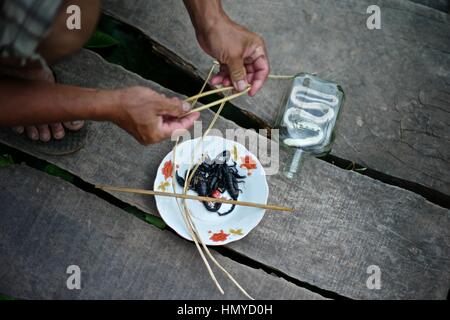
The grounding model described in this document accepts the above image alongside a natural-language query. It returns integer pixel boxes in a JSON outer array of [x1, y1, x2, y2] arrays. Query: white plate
[[154, 136, 268, 246]]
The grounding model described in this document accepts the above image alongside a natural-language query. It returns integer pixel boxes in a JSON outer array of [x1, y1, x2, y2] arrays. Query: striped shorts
[[0, 0, 63, 64]]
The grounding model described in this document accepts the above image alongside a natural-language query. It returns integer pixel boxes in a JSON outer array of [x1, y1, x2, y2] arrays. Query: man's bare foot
[[1, 65, 85, 142]]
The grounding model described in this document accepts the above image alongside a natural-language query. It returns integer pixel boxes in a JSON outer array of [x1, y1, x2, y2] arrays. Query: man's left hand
[[196, 16, 270, 97]]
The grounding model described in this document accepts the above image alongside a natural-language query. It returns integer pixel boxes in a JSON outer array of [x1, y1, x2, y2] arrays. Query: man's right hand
[[112, 87, 200, 145], [0, 76, 199, 146]]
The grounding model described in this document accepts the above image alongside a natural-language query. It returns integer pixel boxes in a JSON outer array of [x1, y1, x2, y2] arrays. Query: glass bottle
[[275, 73, 344, 179]]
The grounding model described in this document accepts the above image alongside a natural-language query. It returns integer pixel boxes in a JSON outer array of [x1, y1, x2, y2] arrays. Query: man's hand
[[198, 18, 270, 97], [113, 87, 200, 145], [184, 0, 270, 96]]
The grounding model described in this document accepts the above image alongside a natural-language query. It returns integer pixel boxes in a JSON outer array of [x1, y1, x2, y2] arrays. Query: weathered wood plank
[[0, 165, 321, 300], [0, 50, 448, 299], [102, 0, 450, 196], [409, 0, 449, 12]]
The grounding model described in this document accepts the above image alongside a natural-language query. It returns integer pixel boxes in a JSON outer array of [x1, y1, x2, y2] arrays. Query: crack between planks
[[0, 143, 164, 227], [211, 245, 350, 300], [158, 220, 349, 300], [323, 154, 450, 209]]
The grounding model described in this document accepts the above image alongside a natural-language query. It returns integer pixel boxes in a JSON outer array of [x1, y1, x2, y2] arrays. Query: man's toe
[[25, 126, 39, 141], [63, 121, 85, 131], [37, 125, 51, 142], [50, 123, 65, 140]]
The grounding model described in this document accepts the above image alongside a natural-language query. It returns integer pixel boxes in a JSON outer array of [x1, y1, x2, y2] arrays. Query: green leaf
[[123, 206, 166, 230], [144, 214, 166, 230], [0, 294, 14, 300], [44, 164, 74, 183], [85, 30, 120, 49], [0, 154, 14, 167]]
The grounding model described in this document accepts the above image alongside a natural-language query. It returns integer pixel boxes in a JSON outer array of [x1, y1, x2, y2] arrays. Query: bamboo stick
[[96, 185, 294, 213], [268, 74, 296, 80], [182, 87, 251, 116], [184, 86, 234, 103]]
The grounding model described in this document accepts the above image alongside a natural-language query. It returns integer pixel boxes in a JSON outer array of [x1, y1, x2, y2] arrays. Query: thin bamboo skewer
[[95, 185, 293, 213], [268, 74, 296, 80], [185, 75, 295, 103], [184, 86, 234, 103], [182, 87, 251, 116], [189, 61, 220, 108]]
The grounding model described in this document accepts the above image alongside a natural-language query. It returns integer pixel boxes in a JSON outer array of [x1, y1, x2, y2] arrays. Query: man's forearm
[[183, 0, 227, 34], [0, 77, 118, 127]]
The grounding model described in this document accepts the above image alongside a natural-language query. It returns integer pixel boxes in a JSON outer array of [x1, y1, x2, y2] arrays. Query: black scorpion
[[175, 151, 246, 216]]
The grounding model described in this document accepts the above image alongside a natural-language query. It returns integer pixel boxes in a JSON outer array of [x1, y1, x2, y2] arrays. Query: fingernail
[[182, 102, 191, 112], [71, 121, 83, 126], [31, 132, 38, 140], [236, 80, 247, 92]]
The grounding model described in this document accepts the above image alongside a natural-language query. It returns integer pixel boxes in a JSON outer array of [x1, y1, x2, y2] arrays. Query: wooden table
[[0, 0, 449, 300]]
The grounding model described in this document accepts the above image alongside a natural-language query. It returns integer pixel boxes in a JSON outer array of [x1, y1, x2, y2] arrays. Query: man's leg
[[37, 0, 101, 65], [0, 0, 101, 142]]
